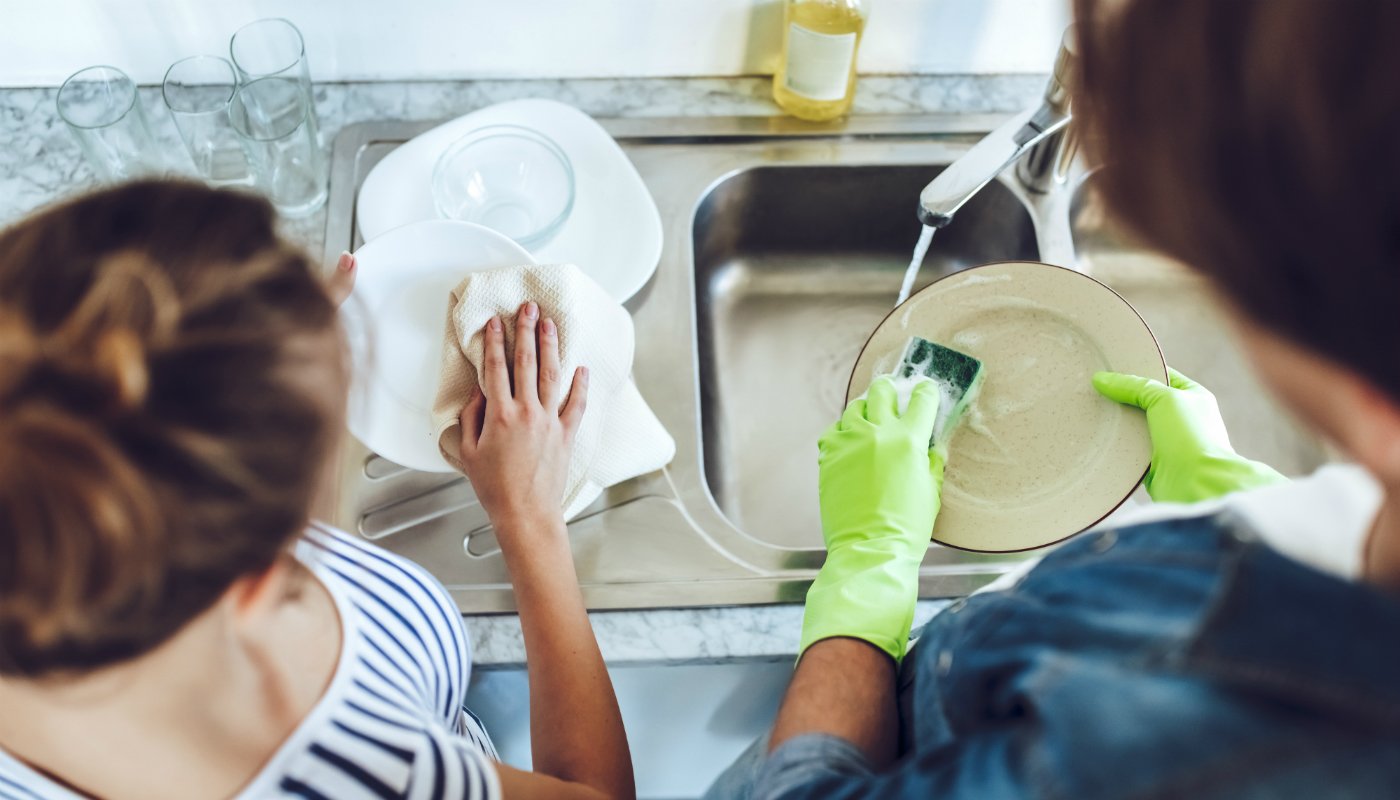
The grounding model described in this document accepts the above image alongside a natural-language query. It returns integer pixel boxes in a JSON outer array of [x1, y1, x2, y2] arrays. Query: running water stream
[[896, 224, 937, 306]]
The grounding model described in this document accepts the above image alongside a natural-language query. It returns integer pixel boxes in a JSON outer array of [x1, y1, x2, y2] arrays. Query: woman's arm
[[458, 303, 635, 800]]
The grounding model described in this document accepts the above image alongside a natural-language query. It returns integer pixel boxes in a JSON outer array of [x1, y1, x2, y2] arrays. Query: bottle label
[[784, 24, 857, 102]]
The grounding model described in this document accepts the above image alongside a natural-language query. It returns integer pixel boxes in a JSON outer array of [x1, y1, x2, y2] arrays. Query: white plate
[[847, 261, 1166, 553], [344, 219, 536, 472], [356, 98, 662, 303]]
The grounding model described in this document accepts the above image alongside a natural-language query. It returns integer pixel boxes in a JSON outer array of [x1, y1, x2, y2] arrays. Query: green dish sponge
[[889, 336, 985, 451]]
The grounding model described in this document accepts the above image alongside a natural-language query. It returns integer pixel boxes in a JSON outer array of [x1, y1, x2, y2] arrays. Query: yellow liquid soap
[[772, 0, 868, 121]]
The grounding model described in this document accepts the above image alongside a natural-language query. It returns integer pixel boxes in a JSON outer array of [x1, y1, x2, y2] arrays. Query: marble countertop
[[0, 74, 1041, 667]]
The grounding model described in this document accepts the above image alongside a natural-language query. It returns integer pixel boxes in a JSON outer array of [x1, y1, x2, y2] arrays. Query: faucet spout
[[917, 27, 1076, 229], [916, 107, 1070, 228]]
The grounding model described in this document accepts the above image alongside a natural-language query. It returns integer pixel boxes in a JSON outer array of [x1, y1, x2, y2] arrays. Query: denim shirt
[[753, 513, 1400, 799]]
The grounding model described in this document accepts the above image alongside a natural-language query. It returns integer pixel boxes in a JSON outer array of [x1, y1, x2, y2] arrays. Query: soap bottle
[[773, 0, 869, 121]]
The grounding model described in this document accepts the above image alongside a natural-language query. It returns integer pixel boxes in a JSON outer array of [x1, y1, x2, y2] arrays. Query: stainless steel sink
[[321, 115, 1119, 614], [693, 165, 1036, 548]]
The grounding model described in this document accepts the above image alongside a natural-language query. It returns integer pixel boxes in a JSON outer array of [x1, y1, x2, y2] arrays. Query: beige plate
[[847, 260, 1166, 552]]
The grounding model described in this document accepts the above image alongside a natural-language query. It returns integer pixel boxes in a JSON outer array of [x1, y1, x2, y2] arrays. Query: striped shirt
[[0, 524, 501, 800]]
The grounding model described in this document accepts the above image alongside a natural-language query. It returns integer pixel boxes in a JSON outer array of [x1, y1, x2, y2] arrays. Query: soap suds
[[861, 371, 974, 458], [885, 373, 940, 416], [858, 373, 948, 418], [898, 293, 934, 329], [961, 294, 1061, 313], [956, 272, 1014, 287], [951, 329, 984, 350], [866, 299, 1114, 510]]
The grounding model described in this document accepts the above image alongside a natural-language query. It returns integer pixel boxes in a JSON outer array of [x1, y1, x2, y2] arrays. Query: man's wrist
[[798, 635, 897, 667]]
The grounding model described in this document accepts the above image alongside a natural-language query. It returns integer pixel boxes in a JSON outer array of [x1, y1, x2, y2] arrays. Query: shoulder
[[300, 523, 457, 609], [248, 616, 500, 800], [913, 503, 1400, 799], [905, 620, 1400, 800], [271, 682, 502, 800], [0, 760, 48, 800], [1023, 682, 1400, 800], [300, 524, 466, 662], [300, 524, 474, 726]]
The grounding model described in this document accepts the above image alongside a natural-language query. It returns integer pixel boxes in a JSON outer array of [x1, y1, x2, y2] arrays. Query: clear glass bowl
[[431, 125, 575, 248]]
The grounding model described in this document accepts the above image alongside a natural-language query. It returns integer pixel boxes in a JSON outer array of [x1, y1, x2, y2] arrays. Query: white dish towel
[[432, 263, 675, 519]]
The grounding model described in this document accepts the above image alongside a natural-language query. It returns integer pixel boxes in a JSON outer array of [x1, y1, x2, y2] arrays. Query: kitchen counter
[[0, 74, 1044, 667]]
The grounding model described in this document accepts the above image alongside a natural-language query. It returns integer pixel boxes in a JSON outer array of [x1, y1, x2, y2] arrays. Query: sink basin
[[693, 165, 1037, 548], [1069, 174, 1329, 477]]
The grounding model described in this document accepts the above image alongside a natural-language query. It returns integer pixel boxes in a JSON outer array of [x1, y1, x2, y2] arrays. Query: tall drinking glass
[[56, 65, 163, 182], [162, 56, 249, 186], [229, 76, 328, 216], [229, 18, 321, 146]]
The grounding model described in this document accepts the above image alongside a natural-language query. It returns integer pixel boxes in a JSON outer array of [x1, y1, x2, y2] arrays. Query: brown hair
[[1074, 0, 1400, 400], [0, 180, 341, 677]]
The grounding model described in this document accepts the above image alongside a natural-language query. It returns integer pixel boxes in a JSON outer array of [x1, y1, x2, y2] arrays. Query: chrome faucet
[[917, 29, 1077, 228]]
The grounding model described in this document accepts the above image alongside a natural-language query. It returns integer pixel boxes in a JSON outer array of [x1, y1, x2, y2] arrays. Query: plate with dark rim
[[846, 260, 1165, 552]]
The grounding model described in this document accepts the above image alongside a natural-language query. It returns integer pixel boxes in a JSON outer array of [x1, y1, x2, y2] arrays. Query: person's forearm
[[768, 637, 899, 769], [500, 517, 635, 800]]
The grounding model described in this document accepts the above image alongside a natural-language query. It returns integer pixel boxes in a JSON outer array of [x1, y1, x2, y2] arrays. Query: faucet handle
[[1044, 26, 1077, 115]]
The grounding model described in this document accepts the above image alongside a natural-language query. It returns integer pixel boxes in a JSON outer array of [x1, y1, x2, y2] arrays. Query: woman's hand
[[457, 302, 588, 537], [327, 251, 356, 306]]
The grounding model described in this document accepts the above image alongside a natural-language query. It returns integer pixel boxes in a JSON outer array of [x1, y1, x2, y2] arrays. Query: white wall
[[0, 0, 1070, 88]]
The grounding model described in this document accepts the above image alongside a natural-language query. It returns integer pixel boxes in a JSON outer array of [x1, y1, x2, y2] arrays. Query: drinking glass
[[162, 56, 249, 186], [229, 18, 321, 146], [56, 65, 163, 182], [229, 76, 328, 216]]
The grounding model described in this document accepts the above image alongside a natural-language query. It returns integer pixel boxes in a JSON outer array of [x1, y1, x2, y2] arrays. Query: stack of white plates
[[346, 99, 664, 470]]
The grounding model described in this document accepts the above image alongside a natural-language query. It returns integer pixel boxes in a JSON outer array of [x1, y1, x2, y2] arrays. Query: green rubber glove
[[1093, 367, 1287, 504], [800, 375, 944, 663]]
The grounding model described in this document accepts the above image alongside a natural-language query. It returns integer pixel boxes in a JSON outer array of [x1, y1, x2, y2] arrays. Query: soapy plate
[[847, 260, 1165, 552], [343, 219, 536, 473], [355, 98, 663, 303]]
